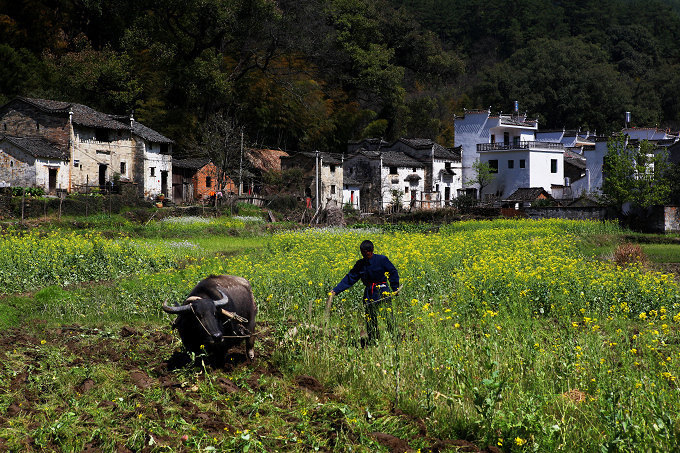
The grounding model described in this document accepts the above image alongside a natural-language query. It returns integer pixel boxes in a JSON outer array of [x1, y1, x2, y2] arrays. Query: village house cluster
[[1, 96, 679, 210]]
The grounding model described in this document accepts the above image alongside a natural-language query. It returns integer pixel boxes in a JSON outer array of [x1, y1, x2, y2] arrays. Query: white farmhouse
[[455, 108, 567, 199], [388, 138, 462, 207], [343, 149, 425, 211]]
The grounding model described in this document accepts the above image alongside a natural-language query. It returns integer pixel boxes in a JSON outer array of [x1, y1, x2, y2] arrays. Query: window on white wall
[[120, 162, 126, 174], [551, 159, 558, 173], [489, 160, 499, 173], [150, 167, 156, 177]]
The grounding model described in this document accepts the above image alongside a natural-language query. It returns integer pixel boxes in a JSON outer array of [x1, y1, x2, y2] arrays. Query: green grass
[[641, 243, 680, 262]]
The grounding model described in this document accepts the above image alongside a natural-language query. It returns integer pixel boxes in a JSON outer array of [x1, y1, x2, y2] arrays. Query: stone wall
[[524, 206, 611, 221], [0, 102, 70, 147]]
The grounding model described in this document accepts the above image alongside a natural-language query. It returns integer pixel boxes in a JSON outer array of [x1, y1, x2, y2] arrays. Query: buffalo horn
[[162, 300, 192, 314], [214, 290, 230, 308]]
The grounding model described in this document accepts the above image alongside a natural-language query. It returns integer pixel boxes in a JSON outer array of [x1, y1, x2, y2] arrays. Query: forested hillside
[[1, 0, 679, 154]]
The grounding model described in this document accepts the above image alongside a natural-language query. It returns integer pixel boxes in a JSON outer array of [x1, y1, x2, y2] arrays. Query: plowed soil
[[0, 323, 499, 452]]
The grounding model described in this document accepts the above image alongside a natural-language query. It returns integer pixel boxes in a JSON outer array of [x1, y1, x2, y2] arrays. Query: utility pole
[[315, 150, 320, 211], [239, 127, 244, 196]]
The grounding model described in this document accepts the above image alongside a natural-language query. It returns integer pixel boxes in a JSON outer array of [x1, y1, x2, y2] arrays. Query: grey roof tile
[[1, 135, 68, 160]]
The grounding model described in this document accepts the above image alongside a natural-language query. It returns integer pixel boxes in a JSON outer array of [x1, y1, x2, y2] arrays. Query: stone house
[[280, 151, 343, 210], [0, 97, 172, 197], [0, 136, 69, 193]]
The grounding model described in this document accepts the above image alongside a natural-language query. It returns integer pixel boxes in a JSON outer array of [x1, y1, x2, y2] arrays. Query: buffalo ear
[[162, 300, 191, 314]]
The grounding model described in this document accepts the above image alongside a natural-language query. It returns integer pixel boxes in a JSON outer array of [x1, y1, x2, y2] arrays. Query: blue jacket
[[333, 254, 399, 301]]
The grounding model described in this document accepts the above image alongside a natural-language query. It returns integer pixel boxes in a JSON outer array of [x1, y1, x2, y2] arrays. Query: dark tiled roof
[[131, 121, 173, 144], [1, 135, 68, 160], [505, 187, 553, 202], [17, 97, 129, 130], [380, 151, 424, 168], [172, 158, 211, 169], [404, 173, 421, 182], [396, 138, 435, 149], [564, 149, 586, 169], [108, 114, 173, 144], [395, 138, 461, 161]]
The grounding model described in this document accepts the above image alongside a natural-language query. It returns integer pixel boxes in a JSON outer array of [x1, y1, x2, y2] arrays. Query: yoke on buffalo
[[162, 275, 257, 364]]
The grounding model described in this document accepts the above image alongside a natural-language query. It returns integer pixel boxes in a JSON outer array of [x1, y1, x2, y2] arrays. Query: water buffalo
[[162, 275, 257, 364]]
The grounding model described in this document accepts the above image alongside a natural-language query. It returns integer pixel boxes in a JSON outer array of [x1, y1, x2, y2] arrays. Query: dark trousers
[[363, 285, 395, 342]]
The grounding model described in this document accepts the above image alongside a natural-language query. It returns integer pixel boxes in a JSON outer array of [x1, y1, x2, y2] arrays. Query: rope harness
[[184, 304, 252, 340]]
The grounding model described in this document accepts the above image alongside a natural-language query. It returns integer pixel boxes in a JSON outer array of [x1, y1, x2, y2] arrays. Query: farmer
[[327, 240, 400, 346]]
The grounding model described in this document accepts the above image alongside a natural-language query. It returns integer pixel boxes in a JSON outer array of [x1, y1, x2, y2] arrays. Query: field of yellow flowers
[[213, 219, 678, 451], [2, 217, 678, 450]]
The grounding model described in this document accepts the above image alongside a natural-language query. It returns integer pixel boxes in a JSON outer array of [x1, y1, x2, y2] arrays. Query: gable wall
[[0, 102, 70, 148]]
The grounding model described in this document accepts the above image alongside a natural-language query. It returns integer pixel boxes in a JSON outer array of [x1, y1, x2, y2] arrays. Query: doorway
[[99, 164, 107, 191], [48, 168, 57, 194]]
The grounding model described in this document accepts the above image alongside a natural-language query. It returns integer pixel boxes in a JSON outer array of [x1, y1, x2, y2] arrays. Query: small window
[[445, 162, 451, 170], [330, 185, 336, 194], [412, 167, 417, 172], [389, 166, 398, 175], [120, 162, 126, 174], [519, 159, 526, 168], [405, 186, 409, 193], [9, 161, 13, 167], [551, 159, 558, 173], [150, 167, 156, 177], [206, 176, 212, 188], [36, 122, 40, 131], [330, 165, 336, 173], [160, 144, 168, 154], [489, 160, 499, 173], [490, 134, 495, 144], [508, 160, 514, 169], [74, 159, 80, 167]]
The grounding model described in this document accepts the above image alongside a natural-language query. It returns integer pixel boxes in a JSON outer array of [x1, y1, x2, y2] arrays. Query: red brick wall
[[192, 163, 236, 200]]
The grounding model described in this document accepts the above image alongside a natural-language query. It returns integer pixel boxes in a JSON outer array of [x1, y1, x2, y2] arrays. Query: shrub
[[613, 242, 648, 267]]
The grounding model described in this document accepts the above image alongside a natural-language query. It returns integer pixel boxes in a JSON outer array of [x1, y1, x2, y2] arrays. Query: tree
[[190, 112, 247, 196], [466, 159, 496, 200], [601, 134, 672, 210]]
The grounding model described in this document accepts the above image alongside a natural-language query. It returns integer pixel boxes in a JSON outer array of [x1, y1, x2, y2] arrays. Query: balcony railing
[[477, 141, 564, 152]]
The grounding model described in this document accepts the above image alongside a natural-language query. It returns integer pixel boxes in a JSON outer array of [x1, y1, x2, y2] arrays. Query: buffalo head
[[163, 295, 230, 345]]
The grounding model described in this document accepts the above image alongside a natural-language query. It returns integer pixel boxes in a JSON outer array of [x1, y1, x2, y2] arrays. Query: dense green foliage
[[602, 134, 673, 209], [2, 0, 680, 153]]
